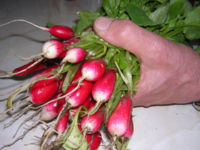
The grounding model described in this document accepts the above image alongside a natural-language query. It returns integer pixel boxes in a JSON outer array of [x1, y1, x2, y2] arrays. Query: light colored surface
[[0, 0, 200, 150]]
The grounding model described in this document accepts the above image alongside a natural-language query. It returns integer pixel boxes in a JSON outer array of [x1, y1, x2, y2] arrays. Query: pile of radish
[[0, 10, 138, 150]]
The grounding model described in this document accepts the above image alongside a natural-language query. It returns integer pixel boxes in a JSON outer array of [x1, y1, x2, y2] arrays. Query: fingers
[[93, 17, 172, 66]]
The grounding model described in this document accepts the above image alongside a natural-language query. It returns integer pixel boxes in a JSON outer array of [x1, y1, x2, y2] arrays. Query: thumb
[[93, 17, 171, 65]]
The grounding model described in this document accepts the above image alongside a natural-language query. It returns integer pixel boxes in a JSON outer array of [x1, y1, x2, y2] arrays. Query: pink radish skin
[[65, 79, 93, 108], [56, 111, 69, 133], [92, 69, 116, 103], [30, 78, 59, 104], [58, 38, 80, 59], [46, 25, 74, 40], [122, 117, 134, 138], [81, 108, 105, 134], [63, 38, 80, 49], [40, 100, 58, 121], [13, 60, 46, 77], [61, 47, 87, 64], [78, 125, 102, 150], [30, 66, 59, 105], [42, 40, 64, 59], [85, 132, 102, 150], [107, 95, 132, 137], [81, 59, 106, 81], [70, 96, 92, 117]]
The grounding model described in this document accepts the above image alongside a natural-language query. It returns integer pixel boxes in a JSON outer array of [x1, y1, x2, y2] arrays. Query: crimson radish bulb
[[107, 95, 132, 137]]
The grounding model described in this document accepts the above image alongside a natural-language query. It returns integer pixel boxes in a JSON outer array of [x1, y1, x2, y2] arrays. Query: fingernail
[[95, 17, 113, 31]]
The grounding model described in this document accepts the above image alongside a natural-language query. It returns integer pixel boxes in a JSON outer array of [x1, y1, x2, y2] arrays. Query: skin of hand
[[93, 17, 200, 107]]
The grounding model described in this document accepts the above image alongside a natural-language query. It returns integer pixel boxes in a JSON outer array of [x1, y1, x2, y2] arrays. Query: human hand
[[94, 17, 200, 107]]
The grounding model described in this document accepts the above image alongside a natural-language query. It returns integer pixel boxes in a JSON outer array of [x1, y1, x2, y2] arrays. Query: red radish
[[107, 95, 132, 137], [81, 108, 105, 134], [58, 38, 80, 59], [56, 111, 69, 134], [63, 38, 80, 49], [56, 47, 87, 76], [30, 77, 59, 104], [46, 25, 74, 40], [42, 40, 64, 59], [12, 60, 46, 77], [0, 19, 74, 40], [70, 96, 92, 117], [29, 66, 59, 105], [78, 125, 102, 150], [122, 117, 134, 138], [64, 79, 93, 108], [81, 59, 106, 81], [61, 47, 87, 64], [40, 100, 58, 121], [92, 69, 116, 103], [58, 51, 67, 59], [85, 132, 102, 150]]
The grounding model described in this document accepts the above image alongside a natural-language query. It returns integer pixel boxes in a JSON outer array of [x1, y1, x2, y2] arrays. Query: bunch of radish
[[0, 19, 135, 150]]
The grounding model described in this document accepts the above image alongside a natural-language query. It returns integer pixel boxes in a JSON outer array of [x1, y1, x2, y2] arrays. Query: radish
[[63, 38, 80, 49], [107, 95, 132, 137], [42, 40, 64, 59], [81, 59, 106, 81], [0, 59, 46, 78], [56, 111, 69, 134], [61, 47, 87, 64], [70, 96, 92, 117], [85, 132, 102, 150], [40, 98, 59, 122], [58, 38, 80, 59], [81, 108, 105, 134], [30, 76, 59, 104], [29, 66, 60, 105], [90, 69, 116, 114], [78, 125, 102, 150], [64, 78, 93, 108], [56, 47, 87, 76], [0, 19, 74, 40], [12, 60, 46, 77], [58, 65, 93, 108], [92, 69, 116, 103], [122, 117, 134, 138]]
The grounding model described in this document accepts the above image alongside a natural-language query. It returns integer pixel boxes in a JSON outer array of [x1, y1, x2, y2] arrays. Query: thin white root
[[16, 52, 44, 61], [0, 120, 40, 150], [13, 109, 41, 138], [105, 136, 117, 150], [4, 104, 32, 128], [0, 19, 47, 31], [0, 98, 29, 117]]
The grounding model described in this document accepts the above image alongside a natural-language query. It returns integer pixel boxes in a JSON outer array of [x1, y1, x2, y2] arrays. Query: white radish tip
[[93, 91, 107, 102], [82, 68, 95, 81], [42, 40, 63, 59], [40, 109, 57, 121], [62, 50, 78, 63]]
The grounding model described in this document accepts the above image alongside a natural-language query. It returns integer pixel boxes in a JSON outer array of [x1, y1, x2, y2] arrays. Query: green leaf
[[102, 0, 121, 18], [74, 11, 101, 35], [126, 3, 154, 26], [115, 54, 128, 70], [62, 63, 81, 93], [149, 4, 169, 24], [168, 0, 184, 20], [183, 6, 200, 40], [195, 46, 200, 54], [62, 107, 88, 150]]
